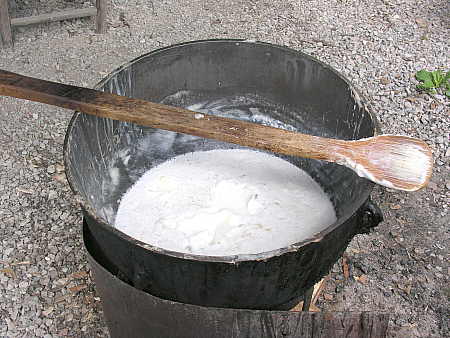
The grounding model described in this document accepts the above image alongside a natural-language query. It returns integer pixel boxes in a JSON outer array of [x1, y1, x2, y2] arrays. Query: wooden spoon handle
[[0, 69, 343, 161]]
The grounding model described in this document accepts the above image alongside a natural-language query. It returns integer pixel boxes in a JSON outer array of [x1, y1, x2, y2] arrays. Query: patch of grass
[[415, 70, 450, 98]]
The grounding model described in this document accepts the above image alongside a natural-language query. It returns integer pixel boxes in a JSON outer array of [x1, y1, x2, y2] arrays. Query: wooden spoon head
[[342, 135, 433, 191]]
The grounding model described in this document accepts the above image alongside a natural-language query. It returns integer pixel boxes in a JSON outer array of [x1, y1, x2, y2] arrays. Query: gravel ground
[[0, 0, 448, 337]]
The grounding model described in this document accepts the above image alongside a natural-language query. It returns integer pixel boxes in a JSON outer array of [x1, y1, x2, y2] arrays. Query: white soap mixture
[[114, 149, 336, 256]]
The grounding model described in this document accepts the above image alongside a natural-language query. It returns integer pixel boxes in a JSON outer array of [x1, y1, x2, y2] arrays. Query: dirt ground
[[0, 0, 448, 337]]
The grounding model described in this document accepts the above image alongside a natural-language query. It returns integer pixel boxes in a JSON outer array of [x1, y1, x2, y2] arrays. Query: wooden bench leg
[[96, 0, 106, 34], [0, 0, 13, 46]]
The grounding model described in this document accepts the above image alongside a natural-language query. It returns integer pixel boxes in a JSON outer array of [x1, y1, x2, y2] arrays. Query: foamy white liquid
[[114, 149, 336, 256]]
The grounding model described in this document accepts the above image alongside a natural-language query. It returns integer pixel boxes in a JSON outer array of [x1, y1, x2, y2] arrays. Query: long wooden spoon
[[0, 69, 433, 191]]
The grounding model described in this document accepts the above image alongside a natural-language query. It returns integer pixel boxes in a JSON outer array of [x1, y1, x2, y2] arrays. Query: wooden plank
[[10, 7, 96, 27], [96, 0, 106, 34], [0, 0, 13, 46]]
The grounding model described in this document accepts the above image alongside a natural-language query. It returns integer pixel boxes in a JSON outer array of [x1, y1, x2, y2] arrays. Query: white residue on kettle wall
[[114, 149, 337, 256], [184, 97, 299, 132]]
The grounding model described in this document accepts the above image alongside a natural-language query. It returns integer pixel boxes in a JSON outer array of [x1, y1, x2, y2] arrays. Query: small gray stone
[[48, 270, 58, 279], [4, 247, 14, 256], [34, 328, 45, 337], [40, 277, 50, 286], [19, 281, 29, 289], [427, 181, 438, 191], [48, 190, 57, 200]]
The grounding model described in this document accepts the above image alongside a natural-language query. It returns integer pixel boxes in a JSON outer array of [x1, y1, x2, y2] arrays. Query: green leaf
[[431, 70, 444, 87], [415, 69, 450, 97], [415, 70, 433, 83], [443, 71, 450, 92], [417, 79, 435, 90], [444, 71, 450, 83]]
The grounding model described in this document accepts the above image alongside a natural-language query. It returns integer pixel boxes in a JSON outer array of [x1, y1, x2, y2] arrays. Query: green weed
[[415, 69, 450, 98]]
